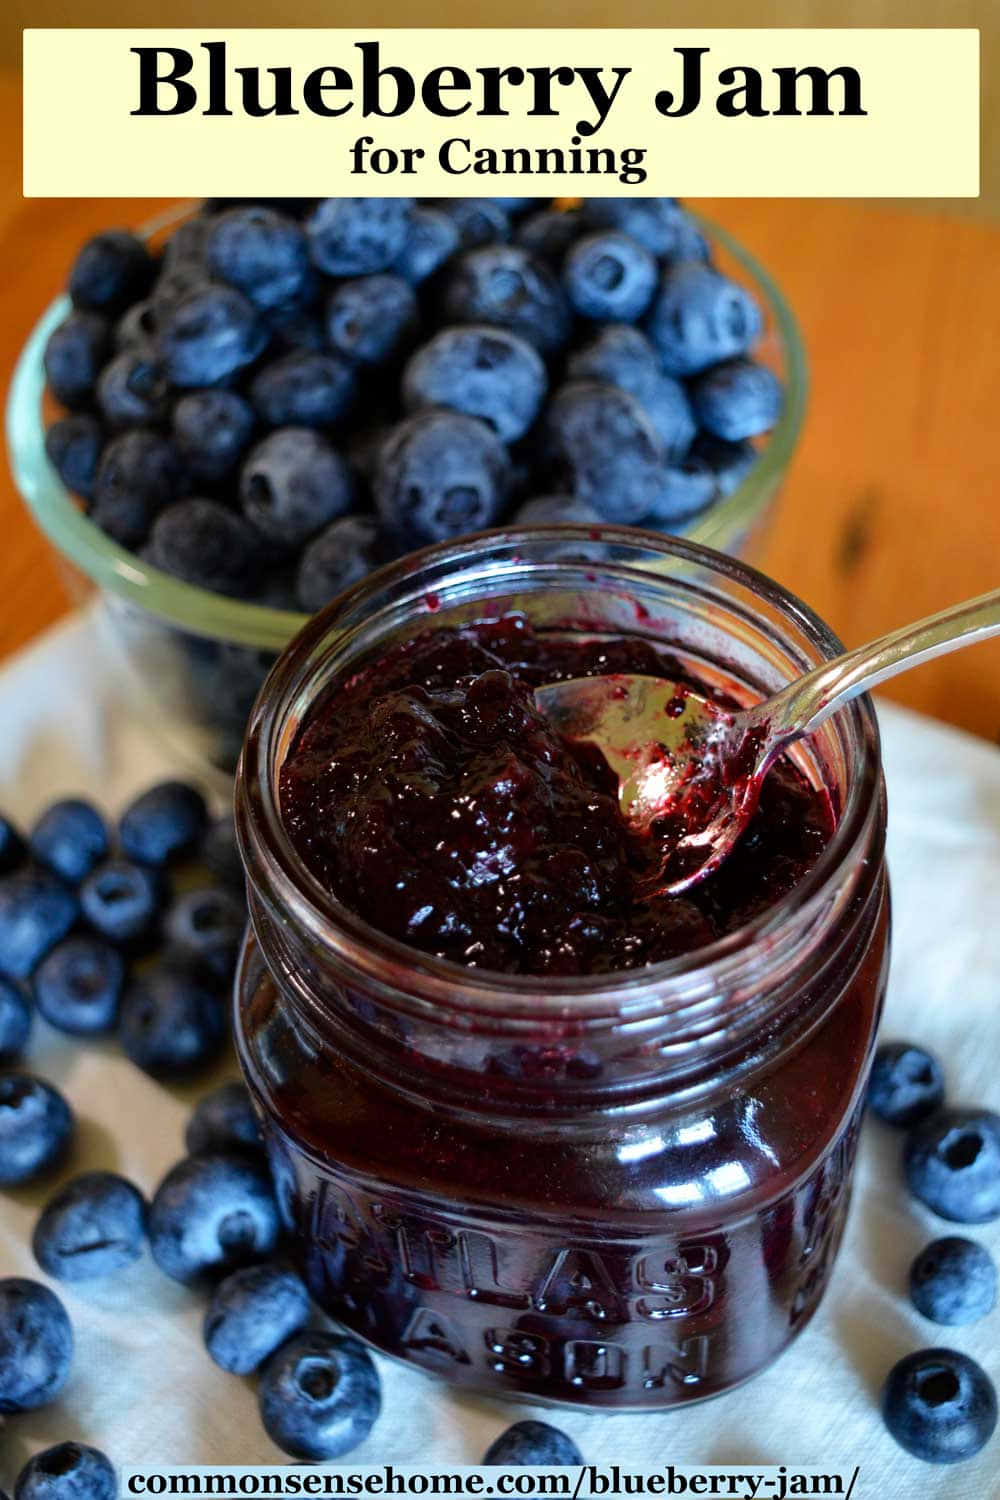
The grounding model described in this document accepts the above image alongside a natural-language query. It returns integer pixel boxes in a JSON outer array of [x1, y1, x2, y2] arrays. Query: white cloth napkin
[[0, 608, 998, 1497]]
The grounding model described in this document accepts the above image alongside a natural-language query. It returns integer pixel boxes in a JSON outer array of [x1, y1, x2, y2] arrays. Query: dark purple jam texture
[[279, 617, 833, 975]]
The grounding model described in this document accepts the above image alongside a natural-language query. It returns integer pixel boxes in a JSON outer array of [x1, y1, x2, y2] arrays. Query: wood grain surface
[[1, 72, 998, 738]]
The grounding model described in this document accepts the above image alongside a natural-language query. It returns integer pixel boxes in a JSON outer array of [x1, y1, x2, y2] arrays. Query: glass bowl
[[6, 208, 807, 776]]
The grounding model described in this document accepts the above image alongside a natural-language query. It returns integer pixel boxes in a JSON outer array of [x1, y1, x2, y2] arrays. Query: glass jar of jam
[[234, 526, 889, 1411]]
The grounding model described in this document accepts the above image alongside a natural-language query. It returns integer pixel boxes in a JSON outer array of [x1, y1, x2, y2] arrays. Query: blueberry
[[392, 207, 460, 284], [0, 977, 31, 1064], [119, 957, 226, 1081], [515, 207, 583, 265], [545, 381, 665, 524], [882, 1348, 997, 1464], [581, 197, 693, 258], [15, 1443, 115, 1500], [567, 325, 696, 460], [171, 390, 256, 484], [869, 1042, 945, 1129], [0, 868, 79, 980], [120, 781, 209, 866], [69, 230, 154, 316], [641, 457, 719, 527], [79, 860, 161, 948], [95, 347, 170, 431], [166, 887, 245, 982], [0, 1278, 73, 1412], [91, 429, 187, 549], [434, 198, 511, 249], [33, 1171, 146, 1281], [148, 1151, 280, 1283], [0, 1075, 73, 1185], [44, 416, 103, 502], [204, 1261, 310, 1374], [249, 351, 357, 429], [29, 800, 109, 885], [146, 498, 264, 598], [34, 936, 125, 1036], [403, 326, 547, 444], [442, 246, 571, 355], [905, 1108, 1000, 1223], [306, 198, 413, 277], [691, 358, 784, 442], [151, 262, 206, 321], [563, 231, 657, 323], [44, 312, 110, 410], [690, 431, 757, 497], [186, 1082, 262, 1156], [205, 207, 311, 312], [240, 429, 355, 550], [325, 276, 419, 368], [258, 1329, 381, 1459], [910, 1237, 997, 1325], [513, 495, 603, 526], [374, 410, 510, 549], [295, 515, 381, 614], [487, 198, 536, 216], [156, 284, 268, 388], [0, 816, 26, 876], [113, 298, 158, 351], [482, 1421, 583, 1466], [200, 815, 244, 891], [646, 263, 763, 377]]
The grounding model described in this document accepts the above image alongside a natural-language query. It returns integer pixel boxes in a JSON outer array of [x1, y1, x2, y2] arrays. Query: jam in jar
[[235, 526, 889, 1410]]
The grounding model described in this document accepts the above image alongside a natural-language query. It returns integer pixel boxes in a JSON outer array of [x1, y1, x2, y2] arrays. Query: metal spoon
[[535, 587, 1000, 896]]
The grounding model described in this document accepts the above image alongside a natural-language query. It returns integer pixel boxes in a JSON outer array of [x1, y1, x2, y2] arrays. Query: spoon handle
[[760, 586, 1000, 742]]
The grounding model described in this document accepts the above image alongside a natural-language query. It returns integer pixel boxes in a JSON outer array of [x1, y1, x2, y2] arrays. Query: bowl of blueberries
[[7, 196, 806, 772]]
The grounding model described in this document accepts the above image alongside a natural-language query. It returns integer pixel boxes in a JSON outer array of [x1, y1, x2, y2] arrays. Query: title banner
[[23, 28, 979, 198]]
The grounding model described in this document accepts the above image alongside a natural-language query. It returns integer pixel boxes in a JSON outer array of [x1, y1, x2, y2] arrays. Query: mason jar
[[234, 526, 889, 1411]]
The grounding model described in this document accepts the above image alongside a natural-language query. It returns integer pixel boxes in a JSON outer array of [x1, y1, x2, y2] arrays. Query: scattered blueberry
[[186, 1081, 262, 1157], [905, 1108, 1000, 1222], [258, 1329, 381, 1459], [204, 1261, 310, 1374], [34, 936, 125, 1036], [0, 977, 31, 1064], [146, 498, 264, 598], [29, 799, 109, 884], [0, 1278, 73, 1412], [170, 389, 255, 484], [0, 816, 26, 876], [515, 207, 582, 264], [295, 515, 381, 614], [910, 1237, 998, 1326], [545, 381, 665, 523], [69, 230, 154, 316], [0, 868, 79, 980], [240, 428, 355, 551], [43, 312, 110, 410], [646, 262, 763, 376], [0, 1074, 73, 1185], [156, 283, 268, 389], [14, 1443, 116, 1500], [326, 275, 418, 367], [442, 245, 571, 354], [567, 325, 696, 460], [95, 346, 169, 430], [563, 231, 657, 323], [91, 429, 187, 549], [33, 1171, 147, 1281], [374, 410, 510, 548], [882, 1348, 997, 1464], [581, 197, 692, 258], [79, 860, 161, 948], [200, 815, 243, 891], [120, 782, 208, 866], [435, 198, 510, 249], [690, 431, 757, 496], [119, 956, 226, 1080], [691, 358, 784, 441], [205, 207, 311, 312], [403, 325, 547, 444], [482, 1420, 583, 1466], [44, 415, 103, 502], [148, 1150, 280, 1283], [306, 198, 413, 277], [166, 886, 245, 982], [250, 350, 357, 430], [641, 457, 719, 526], [869, 1042, 945, 1129], [392, 206, 460, 283]]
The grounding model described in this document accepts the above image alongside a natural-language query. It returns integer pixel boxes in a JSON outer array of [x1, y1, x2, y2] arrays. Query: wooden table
[[2, 80, 998, 738]]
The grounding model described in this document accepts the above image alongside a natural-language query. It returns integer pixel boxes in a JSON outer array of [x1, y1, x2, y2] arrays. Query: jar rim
[[237, 523, 883, 1021]]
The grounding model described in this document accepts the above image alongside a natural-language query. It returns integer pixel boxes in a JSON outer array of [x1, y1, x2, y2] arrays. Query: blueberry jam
[[279, 616, 833, 976]]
